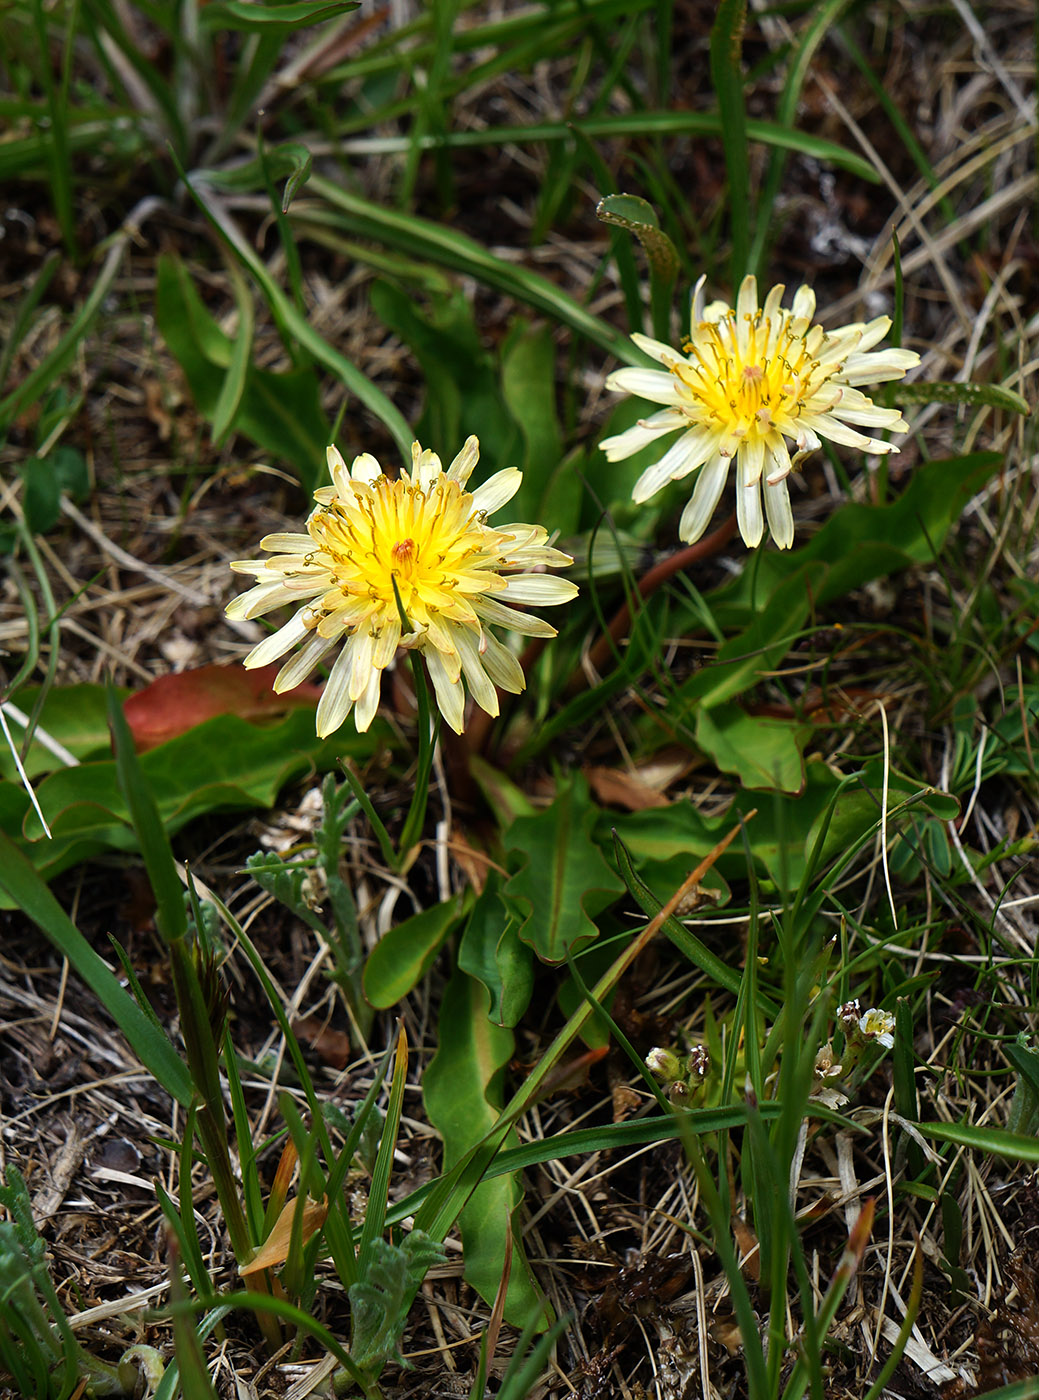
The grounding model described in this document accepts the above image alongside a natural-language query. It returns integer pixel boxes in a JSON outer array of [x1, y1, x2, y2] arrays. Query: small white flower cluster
[[811, 1000, 897, 1107], [646, 1044, 711, 1106]]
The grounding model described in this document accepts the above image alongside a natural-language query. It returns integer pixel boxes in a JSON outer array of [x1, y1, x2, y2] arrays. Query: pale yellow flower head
[[226, 437, 578, 736], [601, 274, 920, 549]]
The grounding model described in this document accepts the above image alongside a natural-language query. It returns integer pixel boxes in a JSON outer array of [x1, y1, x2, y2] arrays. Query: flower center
[[304, 472, 508, 634], [671, 310, 833, 441]]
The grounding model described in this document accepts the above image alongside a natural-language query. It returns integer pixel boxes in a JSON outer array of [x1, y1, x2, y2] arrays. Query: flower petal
[[763, 475, 794, 549], [454, 627, 500, 717], [604, 367, 686, 405], [424, 645, 466, 734], [354, 666, 382, 732], [316, 645, 355, 737], [677, 454, 729, 543], [736, 453, 764, 548], [501, 574, 580, 606], [447, 435, 480, 485], [244, 610, 310, 669], [632, 427, 719, 503], [473, 594, 558, 637], [478, 631, 525, 694], [275, 632, 336, 693], [471, 467, 522, 517]]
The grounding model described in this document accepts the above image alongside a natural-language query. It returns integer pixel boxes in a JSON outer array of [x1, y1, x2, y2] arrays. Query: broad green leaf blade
[[0, 683, 115, 781], [702, 452, 1004, 630], [0, 830, 192, 1105], [595, 193, 680, 285], [423, 968, 546, 1328], [369, 280, 520, 472], [363, 894, 465, 1009], [458, 877, 534, 1028], [694, 706, 808, 794], [199, 0, 359, 31], [500, 323, 564, 520], [504, 773, 623, 964], [0, 710, 375, 901]]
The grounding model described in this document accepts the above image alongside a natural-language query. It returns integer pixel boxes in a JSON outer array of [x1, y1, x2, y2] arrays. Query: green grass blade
[[326, 112, 879, 182], [210, 261, 256, 445], [710, 0, 752, 280], [358, 1026, 409, 1277], [612, 832, 777, 1009], [0, 230, 129, 431], [106, 687, 186, 942], [749, 0, 854, 276], [183, 170, 414, 461], [303, 175, 636, 363], [30, 0, 78, 256], [836, 21, 958, 225], [916, 1120, 1039, 1162], [0, 830, 192, 1105]]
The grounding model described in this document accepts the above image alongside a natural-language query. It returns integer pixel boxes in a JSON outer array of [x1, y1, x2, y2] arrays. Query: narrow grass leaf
[[156, 254, 327, 491], [710, 0, 752, 279], [107, 688, 185, 941], [328, 113, 879, 182], [899, 381, 1031, 416], [210, 263, 255, 445], [917, 1121, 1039, 1162], [749, 0, 855, 274], [181, 173, 414, 461], [0, 829, 192, 1105], [611, 833, 765, 1005], [357, 1026, 409, 1278], [304, 174, 635, 363], [861, 1237, 923, 1400], [0, 232, 128, 430]]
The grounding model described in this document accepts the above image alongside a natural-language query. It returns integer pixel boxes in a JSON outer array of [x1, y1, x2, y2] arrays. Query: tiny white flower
[[858, 1007, 896, 1050]]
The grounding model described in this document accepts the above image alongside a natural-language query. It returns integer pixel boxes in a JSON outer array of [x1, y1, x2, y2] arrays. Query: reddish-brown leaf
[[123, 663, 321, 751]]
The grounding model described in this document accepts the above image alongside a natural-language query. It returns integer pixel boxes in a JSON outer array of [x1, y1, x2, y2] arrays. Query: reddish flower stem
[[466, 511, 738, 760], [569, 511, 738, 696]]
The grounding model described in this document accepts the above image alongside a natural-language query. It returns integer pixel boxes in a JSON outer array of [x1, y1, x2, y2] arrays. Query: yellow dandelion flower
[[226, 437, 578, 737], [600, 274, 920, 549]]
